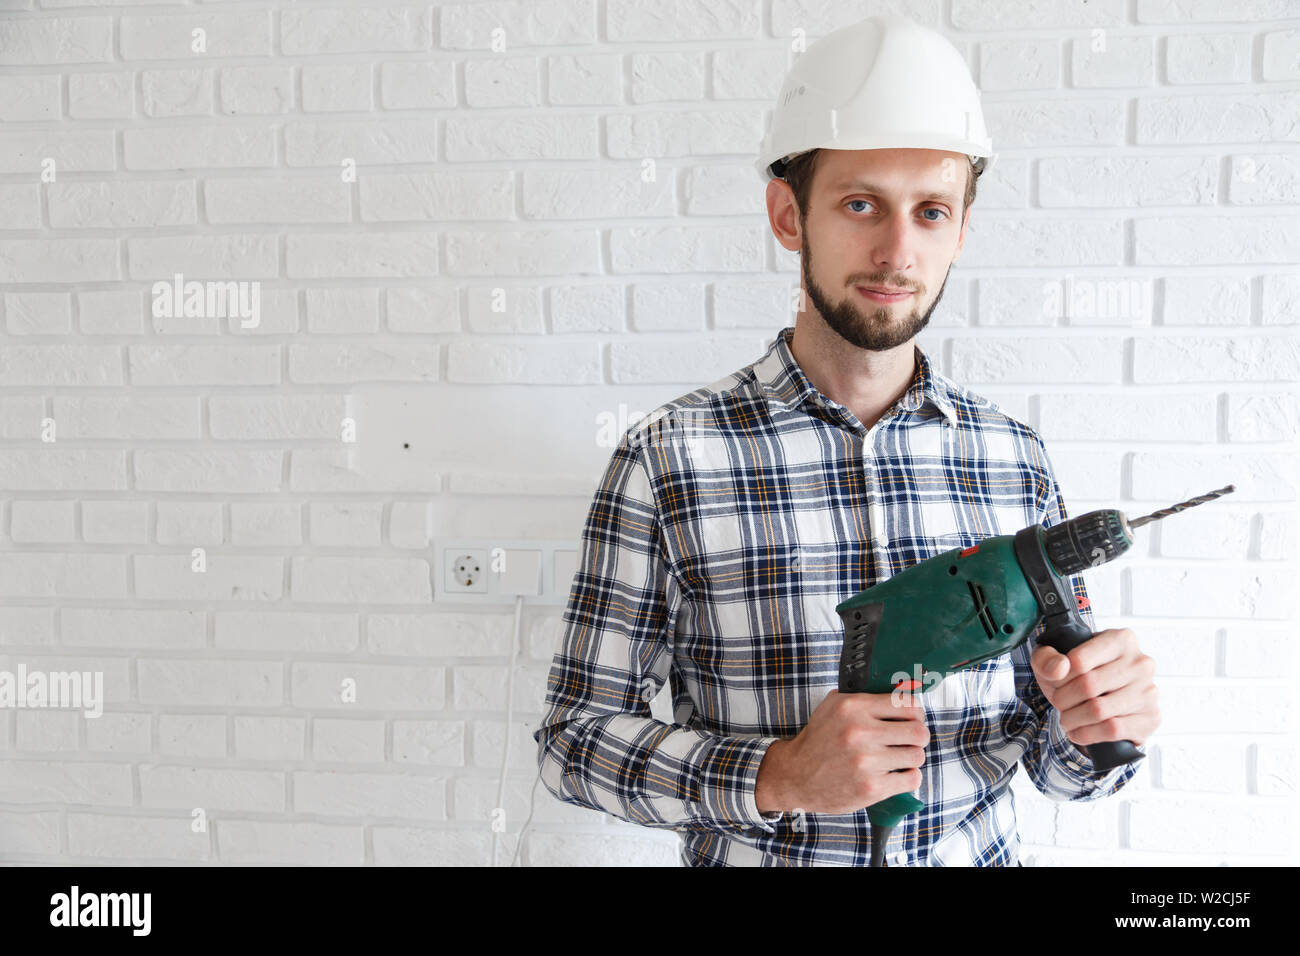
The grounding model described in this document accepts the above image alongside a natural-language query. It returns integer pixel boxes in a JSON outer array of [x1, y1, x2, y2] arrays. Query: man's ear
[[766, 178, 803, 255]]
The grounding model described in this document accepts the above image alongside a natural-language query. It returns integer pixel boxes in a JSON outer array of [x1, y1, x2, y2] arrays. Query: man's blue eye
[[847, 200, 871, 212], [921, 208, 947, 221]]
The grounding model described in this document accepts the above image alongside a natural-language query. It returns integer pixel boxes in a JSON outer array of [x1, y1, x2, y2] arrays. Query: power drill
[[835, 485, 1236, 867]]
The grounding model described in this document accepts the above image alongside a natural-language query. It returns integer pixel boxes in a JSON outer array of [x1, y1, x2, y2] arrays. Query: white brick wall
[[0, 0, 1295, 868]]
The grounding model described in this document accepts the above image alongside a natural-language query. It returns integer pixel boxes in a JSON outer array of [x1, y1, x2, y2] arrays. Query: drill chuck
[[1043, 509, 1134, 576]]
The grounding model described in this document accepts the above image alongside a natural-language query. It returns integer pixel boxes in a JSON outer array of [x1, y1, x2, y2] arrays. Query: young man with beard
[[535, 14, 1159, 866]]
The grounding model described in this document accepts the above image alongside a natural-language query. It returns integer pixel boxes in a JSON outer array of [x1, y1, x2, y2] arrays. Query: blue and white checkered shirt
[[535, 326, 1139, 866]]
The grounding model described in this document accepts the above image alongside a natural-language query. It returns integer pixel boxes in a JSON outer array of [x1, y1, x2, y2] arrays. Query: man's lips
[[856, 286, 914, 303]]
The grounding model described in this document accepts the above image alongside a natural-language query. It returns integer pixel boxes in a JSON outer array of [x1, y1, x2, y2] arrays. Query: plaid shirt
[[535, 326, 1139, 866]]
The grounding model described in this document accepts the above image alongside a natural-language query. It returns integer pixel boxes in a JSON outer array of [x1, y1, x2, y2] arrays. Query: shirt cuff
[[697, 734, 785, 832], [1048, 708, 1097, 776]]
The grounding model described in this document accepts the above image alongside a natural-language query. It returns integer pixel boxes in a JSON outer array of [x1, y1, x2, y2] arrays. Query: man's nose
[[869, 212, 917, 276]]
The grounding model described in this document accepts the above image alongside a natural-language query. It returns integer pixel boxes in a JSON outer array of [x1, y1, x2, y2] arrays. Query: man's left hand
[[1030, 627, 1160, 748]]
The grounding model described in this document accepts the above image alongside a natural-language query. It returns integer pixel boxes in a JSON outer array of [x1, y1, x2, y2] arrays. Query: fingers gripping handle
[[1038, 613, 1146, 774]]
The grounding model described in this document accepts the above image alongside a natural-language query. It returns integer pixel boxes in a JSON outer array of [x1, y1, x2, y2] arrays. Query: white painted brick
[[612, 224, 763, 273], [308, 501, 383, 547], [713, 46, 782, 100], [1164, 275, 1250, 325], [80, 501, 150, 545], [219, 66, 292, 115], [392, 719, 466, 765], [0, 130, 114, 174], [0, 551, 126, 595], [285, 342, 439, 383], [0, 607, 57, 646], [372, 827, 492, 865], [954, 0, 1124, 28], [1137, 216, 1300, 266], [158, 712, 224, 759], [140, 660, 281, 707], [952, 337, 1123, 384], [0, 185, 41, 231], [979, 38, 1060, 92], [68, 814, 209, 862], [63, 607, 204, 649], [9, 496, 73, 541], [454, 771, 601, 826], [291, 556, 429, 604], [1156, 739, 1250, 793], [448, 339, 598, 385], [1166, 32, 1251, 85], [294, 770, 444, 819], [1157, 509, 1251, 559], [981, 100, 1125, 149], [1226, 392, 1299, 443], [1038, 393, 1214, 443], [155, 501, 222, 544], [386, 287, 459, 333], [1159, 684, 1293, 734], [1039, 156, 1215, 207], [447, 113, 598, 162], [631, 51, 705, 103], [609, 334, 762, 384], [527, 830, 679, 866], [128, 234, 277, 279], [713, 280, 790, 330], [1262, 29, 1300, 82], [973, 156, 1029, 209], [465, 54, 540, 108], [1127, 795, 1293, 856], [4, 292, 71, 334], [15, 710, 80, 751], [1257, 510, 1297, 562], [550, 283, 623, 334], [1133, 336, 1299, 384], [234, 715, 305, 761], [607, 0, 757, 41], [1134, 450, 1296, 503], [524, 167, 674, 220], [1223, 626, 1294, 679], [0, 810, 61, 855], [302, 64, 373, 113], [442, 1, 597, 48], [0, 239, 119, 283], [367, 612, 513, 657], [49, 180, 197, 230], [1132, 625, 1216, 677], [130, 345, 279, 386], [0, 16, 112, 64], [607, 109, 762, 158], [1229, 152, 1300, 205], [304, 288, 380, 334], [1262, 274, 1300, 326], [0, 760, 131, 806], [287, 232, 439, 278], [1137, 0, 1296, 21], [547, 54, 620, 106], [84, 713, 150, 754], [215, 611, 357, 654], [204, 176, 350, 225], [217, 820, 363, 865], [230, 503, 303, 547], [142, 68, 211, 118], [1054, 799, 1120, 847], [684, 163, 763, 216], [379, 61, 456, 109], [1071, 36, 1155, 87], [1138, 92, 1299, 145], [631, 282, 705, 332], [286, 119, 439, 166], [281, 7, 432, 54], [313, 717, 385, 763], [0, 75, 60, 121], [389, 501, 432, 549], [210, 394, 346, 441], [133, 451, 283, 494], [125, 125, 274, 171], [361, 170, 512, 222], [447, 228, 599, 277], [473, 718, 538, 770], [120, 12, 272, 60], [68, 72, 132, 119], [1254, 740, 1295, 795], [291, 662, 445, 711], [963, 219, 1124, 268], [466, 285, 543, 333], [78, 290, 145, 335]]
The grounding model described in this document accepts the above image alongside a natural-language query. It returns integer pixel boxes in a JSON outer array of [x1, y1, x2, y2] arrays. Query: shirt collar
[[754, 326, 957, 427]]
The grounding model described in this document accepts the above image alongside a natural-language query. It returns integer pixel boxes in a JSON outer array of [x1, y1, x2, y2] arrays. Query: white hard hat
[[756, 14, 996, 183]]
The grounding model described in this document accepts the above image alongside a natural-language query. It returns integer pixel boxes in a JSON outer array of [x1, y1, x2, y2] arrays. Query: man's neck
[[788, 318, 918, 432]]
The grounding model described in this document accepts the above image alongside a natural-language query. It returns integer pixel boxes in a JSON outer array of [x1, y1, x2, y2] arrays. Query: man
[[534, 15, 1159, 866]]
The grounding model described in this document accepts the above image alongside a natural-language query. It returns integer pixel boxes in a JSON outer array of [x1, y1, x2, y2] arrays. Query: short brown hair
[[775, 150, 982, 225]]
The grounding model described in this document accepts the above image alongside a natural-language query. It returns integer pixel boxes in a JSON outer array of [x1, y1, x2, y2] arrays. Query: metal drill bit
[[1127, 484, 1236, 529]]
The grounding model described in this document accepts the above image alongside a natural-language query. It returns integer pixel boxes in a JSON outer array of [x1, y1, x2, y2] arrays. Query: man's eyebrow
[[829, 180, 961, 204]]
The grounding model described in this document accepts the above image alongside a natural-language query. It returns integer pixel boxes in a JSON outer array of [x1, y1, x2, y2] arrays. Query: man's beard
[[800, 223, 951, 352]]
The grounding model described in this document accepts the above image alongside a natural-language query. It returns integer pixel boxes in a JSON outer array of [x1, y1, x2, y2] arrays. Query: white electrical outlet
[[443, 548, 488, 594]]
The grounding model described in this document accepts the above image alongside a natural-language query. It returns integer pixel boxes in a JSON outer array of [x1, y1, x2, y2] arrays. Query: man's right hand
[[754, 689, 929, 815]]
